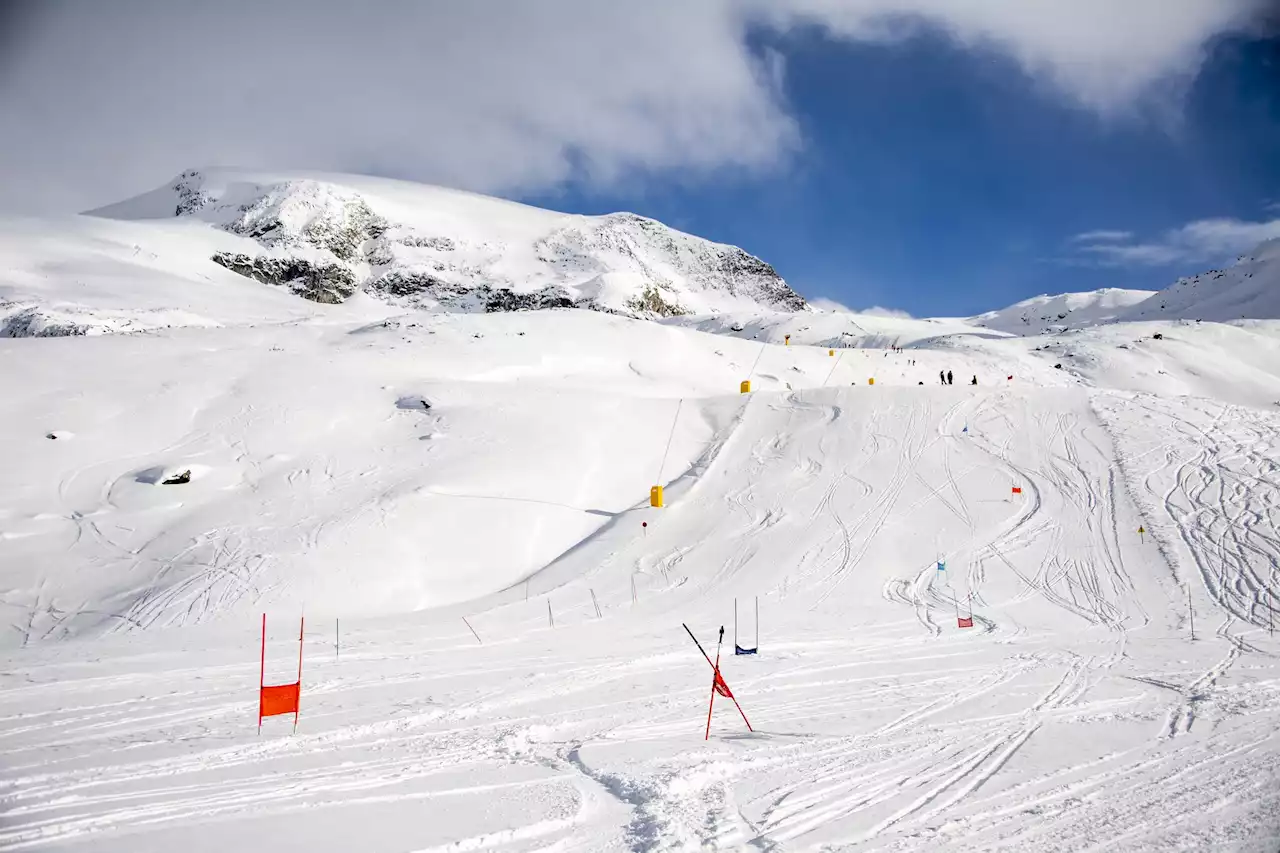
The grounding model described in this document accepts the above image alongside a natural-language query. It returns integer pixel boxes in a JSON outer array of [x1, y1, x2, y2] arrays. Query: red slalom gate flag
[[957, 617, 974, 629], [713, 670, 734, 698], [683, 623, 752, 739], [259, 614, 304, 734], [1011, 486, 1023, 495]]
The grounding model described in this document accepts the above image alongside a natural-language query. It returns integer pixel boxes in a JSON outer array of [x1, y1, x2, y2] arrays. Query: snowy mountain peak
[[87, 168, 806, 317], [1119, 237, 1280, 322]]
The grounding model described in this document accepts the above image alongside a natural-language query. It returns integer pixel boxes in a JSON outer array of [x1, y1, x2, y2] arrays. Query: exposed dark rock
[[172, 170, 213, 216], [211, 252, 356, 304], [484, 286, 575, 312], [1, 309, 91, 337], [368, 270, 449, 298], [398, 234, 456, 251], [626, 284, 688, 317]]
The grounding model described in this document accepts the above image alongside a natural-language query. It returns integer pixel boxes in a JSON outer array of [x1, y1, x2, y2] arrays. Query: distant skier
[[939, 370, 946, 385], [970, 375, 977, 385], [946, 370, 953, 385]]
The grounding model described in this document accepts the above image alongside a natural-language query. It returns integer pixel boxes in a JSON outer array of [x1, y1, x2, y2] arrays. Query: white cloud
[[0, 0, 1267, 213], [1072, 217, 1280, 266], [756, 0, 1268, 114], [1071, 230, 1134, 243]]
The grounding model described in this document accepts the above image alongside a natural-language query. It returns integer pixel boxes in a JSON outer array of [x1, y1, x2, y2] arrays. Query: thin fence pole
[[590, 589, 602, 619], [462, 616, 482, 644], [548, 599, 555, 629], [1189, 585, 1195, 641]]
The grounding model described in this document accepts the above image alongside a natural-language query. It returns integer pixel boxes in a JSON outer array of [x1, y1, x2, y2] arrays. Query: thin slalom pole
[[684, 622, 715, 667], [755, 596, 759, 650], [294, 616, 304, 734], [734, 598, 738, 649], [258, 613, 266, 735], [706, 627, 724, 740]]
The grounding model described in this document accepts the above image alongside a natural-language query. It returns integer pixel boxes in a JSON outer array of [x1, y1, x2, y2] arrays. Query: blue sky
[[522, 29, 1280, 317]]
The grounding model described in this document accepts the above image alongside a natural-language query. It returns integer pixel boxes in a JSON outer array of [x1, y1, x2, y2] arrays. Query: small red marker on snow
[[642, 521, 648, 537]]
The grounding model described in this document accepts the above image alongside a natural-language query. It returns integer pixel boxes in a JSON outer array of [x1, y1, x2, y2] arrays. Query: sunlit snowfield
[[3, 305, 1279, 851]]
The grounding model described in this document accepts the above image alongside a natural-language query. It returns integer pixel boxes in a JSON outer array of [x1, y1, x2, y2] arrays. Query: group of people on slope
[[938, 370, 978, 386]]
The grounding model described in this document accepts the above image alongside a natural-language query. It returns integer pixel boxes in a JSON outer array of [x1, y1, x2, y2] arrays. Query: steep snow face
[[1120, 238, 1280, 322], [968, 288, 1154, 335], [86, 168, 805, 319]]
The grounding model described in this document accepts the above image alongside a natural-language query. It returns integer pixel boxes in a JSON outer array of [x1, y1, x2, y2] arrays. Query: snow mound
[[969, 288, 1154, 335]]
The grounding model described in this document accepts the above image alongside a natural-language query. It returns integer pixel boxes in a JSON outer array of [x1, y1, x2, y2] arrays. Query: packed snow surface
[[3, 305, 1280, 852]]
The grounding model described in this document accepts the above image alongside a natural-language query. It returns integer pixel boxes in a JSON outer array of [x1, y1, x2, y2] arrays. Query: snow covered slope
[[1121, 237, 1280, 322], [968, 288, 1154, 335], [4, 182, 1280, 849], [0, 213, 351, 337], [85, 168, 805, 318], [2, 309, 1279, 850]]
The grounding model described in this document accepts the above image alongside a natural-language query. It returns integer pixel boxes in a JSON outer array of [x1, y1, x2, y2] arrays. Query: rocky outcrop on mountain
[[210, 252, 356, 304], [90, 168, 808, 316]]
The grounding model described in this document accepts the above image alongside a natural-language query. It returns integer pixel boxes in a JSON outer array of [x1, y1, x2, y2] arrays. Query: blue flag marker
[[937, 560, 946, 572], [962, 425, 968, 434]]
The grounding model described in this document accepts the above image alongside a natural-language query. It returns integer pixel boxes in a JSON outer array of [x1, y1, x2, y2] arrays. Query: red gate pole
[[705, 629, 724, 741], [294, 616, 304, 734], [258, 613, 266, 735]]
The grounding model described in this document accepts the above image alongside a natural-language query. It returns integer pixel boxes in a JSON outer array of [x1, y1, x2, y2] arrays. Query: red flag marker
[[684, 624, 752, 739]]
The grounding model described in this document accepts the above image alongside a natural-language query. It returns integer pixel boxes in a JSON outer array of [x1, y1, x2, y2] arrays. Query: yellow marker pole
[[740, 380, 751, 394]]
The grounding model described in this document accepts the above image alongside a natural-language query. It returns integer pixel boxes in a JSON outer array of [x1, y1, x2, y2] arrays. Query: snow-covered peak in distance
[[86, 168, 806, 317], [967, 288, 1155, 336], [1119, 237, 1280, 322]]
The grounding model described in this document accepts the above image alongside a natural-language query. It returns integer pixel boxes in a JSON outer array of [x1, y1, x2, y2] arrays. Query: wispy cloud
[[1069, 217, 1280, 267], [1070, 229, 1133, 243]]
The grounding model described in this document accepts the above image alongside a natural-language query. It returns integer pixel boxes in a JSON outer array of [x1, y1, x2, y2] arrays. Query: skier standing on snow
[[971, 375, 978, 385], [939, 370, 946, 385], [946, 370, 953, 385]]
